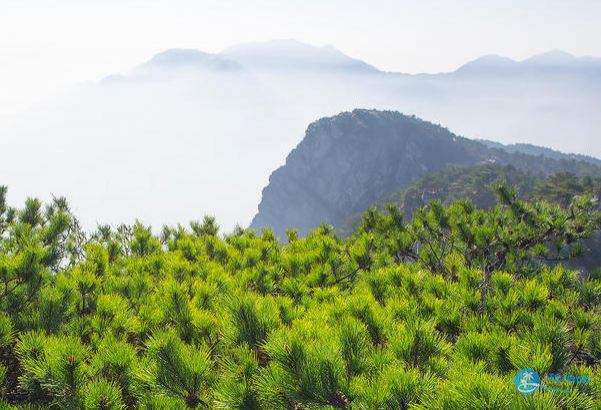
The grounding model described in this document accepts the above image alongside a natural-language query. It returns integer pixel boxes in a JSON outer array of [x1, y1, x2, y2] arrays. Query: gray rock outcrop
[[249, 109, 491, 238]]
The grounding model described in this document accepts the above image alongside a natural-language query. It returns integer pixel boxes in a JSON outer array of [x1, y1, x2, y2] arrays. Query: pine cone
[[330, 391, 348, 408], [336, 391, 348, 403], [293, 404, 306, 410], [67, 354, 76, 365], [99, 394, 107, 409], [255, 347, 270, 367], [185, 394, 201, 408], [123, 396, 137, 409], [126, 332, 139, 346], [81, 333, 91, 345]]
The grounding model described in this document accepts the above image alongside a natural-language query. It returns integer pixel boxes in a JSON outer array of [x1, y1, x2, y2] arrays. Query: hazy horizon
[[2, 1, 601, 233], [3, 0, 601, 118]]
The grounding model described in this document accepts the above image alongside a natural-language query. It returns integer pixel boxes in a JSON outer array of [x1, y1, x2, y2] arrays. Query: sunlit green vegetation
[[1, 183, 601, 409]]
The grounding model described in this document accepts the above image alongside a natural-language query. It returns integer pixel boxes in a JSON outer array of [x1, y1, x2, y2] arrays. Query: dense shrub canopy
[[0, 184, 601, 409]]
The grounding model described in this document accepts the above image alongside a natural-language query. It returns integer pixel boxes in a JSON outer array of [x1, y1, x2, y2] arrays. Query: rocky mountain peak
[[249, 109, 489, 239]]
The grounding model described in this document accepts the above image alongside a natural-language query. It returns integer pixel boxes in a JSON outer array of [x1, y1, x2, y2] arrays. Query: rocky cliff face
[[249, 109, 492, 238]]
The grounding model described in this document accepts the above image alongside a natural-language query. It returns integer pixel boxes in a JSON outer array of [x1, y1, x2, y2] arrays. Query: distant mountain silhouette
[[453, 50, 601, 76], [453, 55, 520, 75], [137, 44, 601, 76], [522, 50, 601, 68], [221, 39, 380, 73], [145, 49, 244, 71]]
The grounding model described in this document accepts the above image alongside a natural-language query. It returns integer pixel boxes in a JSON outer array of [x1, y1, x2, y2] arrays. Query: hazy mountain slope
[[452, 50, 601, 77], [101, 48, 247, 84], [250, 110, 601, 239], [221, 39, 379, 73], [338, 164, 601, 236], [144, 48, 243, 71], [338, 163, 540, 237]]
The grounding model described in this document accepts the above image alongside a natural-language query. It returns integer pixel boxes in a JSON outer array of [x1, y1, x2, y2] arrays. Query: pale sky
[[1, 0, 600, 121]]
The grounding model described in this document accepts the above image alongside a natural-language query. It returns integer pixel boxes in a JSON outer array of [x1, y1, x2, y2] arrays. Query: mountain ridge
[[145, 48, 244, 71], [250, 109, 601, 239], [476, 139, 601, 167], [106, 41, 601, 80], [221, 39, 379, 73]]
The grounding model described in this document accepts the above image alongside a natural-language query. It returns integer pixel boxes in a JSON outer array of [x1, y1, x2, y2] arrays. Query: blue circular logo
[[514, 368, 540, 395]]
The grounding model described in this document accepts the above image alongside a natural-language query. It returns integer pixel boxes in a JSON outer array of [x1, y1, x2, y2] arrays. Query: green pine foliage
[[0, 184, 601, 409]]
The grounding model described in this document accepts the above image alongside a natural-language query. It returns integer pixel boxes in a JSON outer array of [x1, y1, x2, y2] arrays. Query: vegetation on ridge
[[339, 165, 601, 237], [0, 183, 601, 409]]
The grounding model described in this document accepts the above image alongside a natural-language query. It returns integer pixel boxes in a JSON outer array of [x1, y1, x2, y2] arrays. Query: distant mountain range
[[112, 40, 601, 77], [146, 49, 244, 71], [101, 39, 601, 161], [451, 50, 601, 76], [4, 39, 600, 233], [221, 40, 380, 73]]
